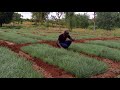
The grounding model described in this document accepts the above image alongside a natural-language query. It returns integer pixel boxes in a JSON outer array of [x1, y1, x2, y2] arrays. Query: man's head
[[64, 30, 69, 36]]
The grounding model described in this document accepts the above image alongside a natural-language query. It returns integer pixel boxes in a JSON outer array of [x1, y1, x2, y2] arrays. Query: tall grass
[[86, 40, 120, 49], [0, 32, 37, 44], [21, 44, 108, 78], [0, 46, 43, 78], [70, 43, 120, 62], [19, 33, 58, 41]]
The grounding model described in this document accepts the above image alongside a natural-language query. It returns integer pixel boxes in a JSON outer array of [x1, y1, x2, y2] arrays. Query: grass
[[73, 35, 97, 40], [0, 31, 37, 44], [19, 33, 44, 40], [110, 40, 120, 43], [19, 33, 59, 41], [73, 28, 120, 37], [69, 43, 120, 62], [0, 46, 44, 78], [86, 40, 120, 49], [0, 26, 22, 29], [2, 26, 119, 42], [39, 34, 59, 41], [21, 44, 108, 78]]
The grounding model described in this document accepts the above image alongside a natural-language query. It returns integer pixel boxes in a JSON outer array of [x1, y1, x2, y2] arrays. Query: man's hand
[[69, 36, 75, 42], [72, 39, 75, 41], [60, 46, 64, 49], [71, 38, 75, 42]]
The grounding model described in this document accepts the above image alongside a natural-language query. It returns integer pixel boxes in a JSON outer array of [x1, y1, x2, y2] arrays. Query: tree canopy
[[0, 12, 14, 27]]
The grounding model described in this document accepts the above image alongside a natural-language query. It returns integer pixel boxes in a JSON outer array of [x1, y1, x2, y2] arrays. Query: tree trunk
[[0, 23, 2, 27], [94, 20, 95, 31], [58, 19, 61, 30], [94, 12, 96, 31]]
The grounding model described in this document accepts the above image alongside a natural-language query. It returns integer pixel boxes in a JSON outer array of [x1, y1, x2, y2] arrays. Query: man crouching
[[57, 30, 75, 49]]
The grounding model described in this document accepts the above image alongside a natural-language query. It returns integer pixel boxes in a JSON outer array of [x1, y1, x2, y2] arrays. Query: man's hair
[[64, 30, 69, 34]]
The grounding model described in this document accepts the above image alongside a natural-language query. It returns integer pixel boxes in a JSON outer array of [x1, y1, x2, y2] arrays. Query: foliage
[[0, 12, 14, 27], [73, 14, 89, 28], [12, 12, 23, 24], [31, 12, 50, 25], [65, 12, 75, 31], [96, 12, 119, 30]]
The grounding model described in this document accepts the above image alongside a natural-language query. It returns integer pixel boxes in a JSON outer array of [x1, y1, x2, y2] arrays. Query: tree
[[78, 13, 89, 28], [50, 12, 64, 29], [114, 12, 120, 28], [65, 12, 74, 31], [31, 12, 50, 25], [56, 12, 63, 20], [0, 12, 14, 27], [12, 12, 23, 24], [96, 12, 116, 30], [93, 12, 96, 31], [50, 15, 57, 27], [56, 12, 64, 29], [71, 13, 89, 29]]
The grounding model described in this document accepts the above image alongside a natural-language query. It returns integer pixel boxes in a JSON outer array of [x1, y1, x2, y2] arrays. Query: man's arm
[[68, 35, 75, 41]]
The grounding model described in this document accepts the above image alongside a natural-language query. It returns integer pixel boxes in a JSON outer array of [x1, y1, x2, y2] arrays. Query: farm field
[[21, 44, 108, 78], [1, 26, 120, 78]]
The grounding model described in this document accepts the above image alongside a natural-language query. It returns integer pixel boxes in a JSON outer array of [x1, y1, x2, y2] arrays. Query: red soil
[[17, 33, 21, 34], [39, 40, 59, 48], [0, 40, 31, 53], [4, 31, 8, 32], [40, 34, 47, 36], [32, 32, 36, 34]]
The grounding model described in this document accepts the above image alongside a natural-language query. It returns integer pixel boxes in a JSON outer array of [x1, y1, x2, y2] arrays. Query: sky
[[18, 12, 94, 19]]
